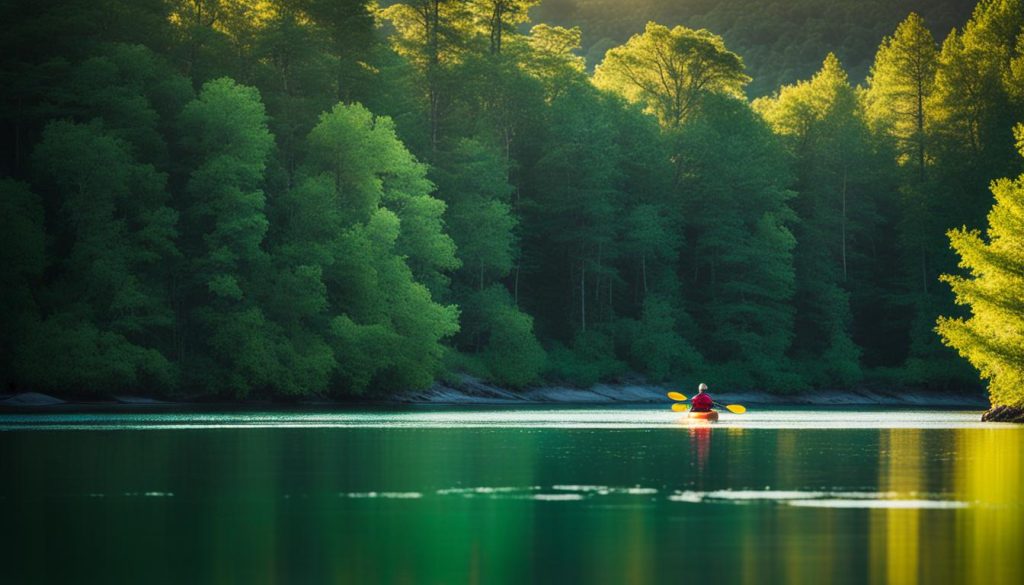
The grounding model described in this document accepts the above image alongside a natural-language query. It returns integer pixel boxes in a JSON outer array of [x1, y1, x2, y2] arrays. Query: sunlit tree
[[863, 13, 938, 177], [593, 22, 749, 127], [937, 124, 1024, 409]]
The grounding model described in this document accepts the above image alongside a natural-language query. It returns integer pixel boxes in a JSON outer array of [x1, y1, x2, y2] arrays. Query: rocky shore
[[981, 405, 1024, 423]]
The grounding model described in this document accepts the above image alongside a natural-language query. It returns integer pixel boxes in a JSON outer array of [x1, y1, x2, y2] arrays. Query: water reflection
[[689, 426, 712, 471], [956, 428, 1024, 585], [0, 413, 1020, 584]]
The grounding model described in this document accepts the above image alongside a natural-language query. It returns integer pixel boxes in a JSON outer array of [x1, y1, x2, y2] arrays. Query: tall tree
[[593, 22, 750, 128], [380, 0, 473, 152], [863, 12, 938, 180], [521, 24, 587, 100], [305, 102, 459, 296], [303, 0, 377, 102], [470, 0, 541, 54], [177, 77, 277, 396]]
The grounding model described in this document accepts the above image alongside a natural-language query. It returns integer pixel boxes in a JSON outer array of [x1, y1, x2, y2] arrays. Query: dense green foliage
[[0, 0, 1020, 401], [938, 125, 1024, 408], [532, 0, 978, 96]]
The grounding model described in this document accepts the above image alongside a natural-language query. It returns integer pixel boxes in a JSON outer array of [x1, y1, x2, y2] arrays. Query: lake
[[1, 406, 1021, 584]]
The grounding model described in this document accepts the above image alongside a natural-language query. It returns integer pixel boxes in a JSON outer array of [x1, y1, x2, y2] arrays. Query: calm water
[[1, 406, 1022, 584]]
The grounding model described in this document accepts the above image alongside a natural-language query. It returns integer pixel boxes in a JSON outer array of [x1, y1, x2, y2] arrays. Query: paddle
[[714, 401, 747, 414], [668, 390, 747, 414]]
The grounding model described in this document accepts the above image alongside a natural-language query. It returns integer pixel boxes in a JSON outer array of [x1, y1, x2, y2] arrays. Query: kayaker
[[691, 383, 714, 412]]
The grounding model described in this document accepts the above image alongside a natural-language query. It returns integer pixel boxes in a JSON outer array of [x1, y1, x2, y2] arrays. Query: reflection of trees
[[868, 428, 1024, 585], [869, 429, 923, 585], [956, 428, 1023, 585]]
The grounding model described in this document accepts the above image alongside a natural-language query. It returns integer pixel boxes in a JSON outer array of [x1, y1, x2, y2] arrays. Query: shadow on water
[[0, 408, 1020, 584]]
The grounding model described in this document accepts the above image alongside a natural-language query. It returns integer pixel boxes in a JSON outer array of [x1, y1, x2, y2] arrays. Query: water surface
[[1, 406, 1021, 584]]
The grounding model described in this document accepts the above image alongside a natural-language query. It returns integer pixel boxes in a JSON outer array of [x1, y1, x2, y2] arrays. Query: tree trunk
[[490, 2, 503, 54], [427, 0, 440, 154], [641, 254, 648, 295], [841, 167, 848, 282], [916, 77, 925, 181], [514, 262, 520, 305]]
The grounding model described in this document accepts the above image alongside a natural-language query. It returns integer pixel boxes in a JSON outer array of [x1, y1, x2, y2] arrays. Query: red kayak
[[688, 410, 719, 422]]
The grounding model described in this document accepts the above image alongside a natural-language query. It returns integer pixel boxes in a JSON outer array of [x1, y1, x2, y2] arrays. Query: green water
[[1, 407, 1022, 584]]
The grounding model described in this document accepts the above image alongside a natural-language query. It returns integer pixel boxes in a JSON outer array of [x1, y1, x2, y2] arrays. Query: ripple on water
[[342, 492, 423, 499], [667, 489, 969, 509]]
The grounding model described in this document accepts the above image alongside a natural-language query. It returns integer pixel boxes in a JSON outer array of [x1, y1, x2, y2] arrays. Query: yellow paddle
[[668, 391, 747, 414], [715, 402, 747, 414]]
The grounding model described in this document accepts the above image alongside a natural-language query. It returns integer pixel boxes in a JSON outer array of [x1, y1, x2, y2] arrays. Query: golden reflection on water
[[868, 428, 1023, 585], [956, 428, 1023, 585], [871, 429, 922, 585]]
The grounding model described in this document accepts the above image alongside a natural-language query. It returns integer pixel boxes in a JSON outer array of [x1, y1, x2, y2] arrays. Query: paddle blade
[[725, 404, 747, 414], [667, 391, 688, 402], [671, 403, 689, 412]]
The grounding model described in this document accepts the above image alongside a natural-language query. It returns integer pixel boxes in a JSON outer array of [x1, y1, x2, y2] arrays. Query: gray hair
[[698, 383, 708, 391]]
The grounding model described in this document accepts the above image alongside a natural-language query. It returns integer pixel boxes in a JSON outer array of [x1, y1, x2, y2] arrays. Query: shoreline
[[395, 377, 987, 407], [0, 377, 989, 412]]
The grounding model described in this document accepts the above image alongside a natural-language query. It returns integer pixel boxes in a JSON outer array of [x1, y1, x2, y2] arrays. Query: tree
[[521, 24, 587, 100], [380, 0, 474, 152], [432, 139, 516, 291], [305, 102, 459, 296], [929, 0, 1021, 181], [303, 0, 377, 102], [177, 77, 277, 396], [26, 120, 179, 394], [462, 285, 546, 386], [251, 3, 336, 175], [863, 13, 938, 179], [292, 103, 460, 393], [593, 22, 750, 128], [470, 0, 541, 55], [937, 124, 1024, 409]]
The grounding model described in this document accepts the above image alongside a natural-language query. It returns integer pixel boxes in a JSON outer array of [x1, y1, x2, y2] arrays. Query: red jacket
[[692, 393, 714, 411]]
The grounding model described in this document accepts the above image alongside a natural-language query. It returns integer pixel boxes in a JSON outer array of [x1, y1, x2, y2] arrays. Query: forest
[[0, 0, 1022, 406], [530, 0, 980, 96]]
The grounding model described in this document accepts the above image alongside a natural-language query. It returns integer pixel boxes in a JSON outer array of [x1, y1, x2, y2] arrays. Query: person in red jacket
[[691, 383, 714, 412]]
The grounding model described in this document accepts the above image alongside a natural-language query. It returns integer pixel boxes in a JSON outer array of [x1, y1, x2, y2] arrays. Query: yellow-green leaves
[[863, 13, 938, 171], [593, 22, 750, 128], [937, 124, 1024, 408]]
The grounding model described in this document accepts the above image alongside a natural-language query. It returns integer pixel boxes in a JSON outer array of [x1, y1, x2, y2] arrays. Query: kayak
[[688, 410, 719, 422]]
